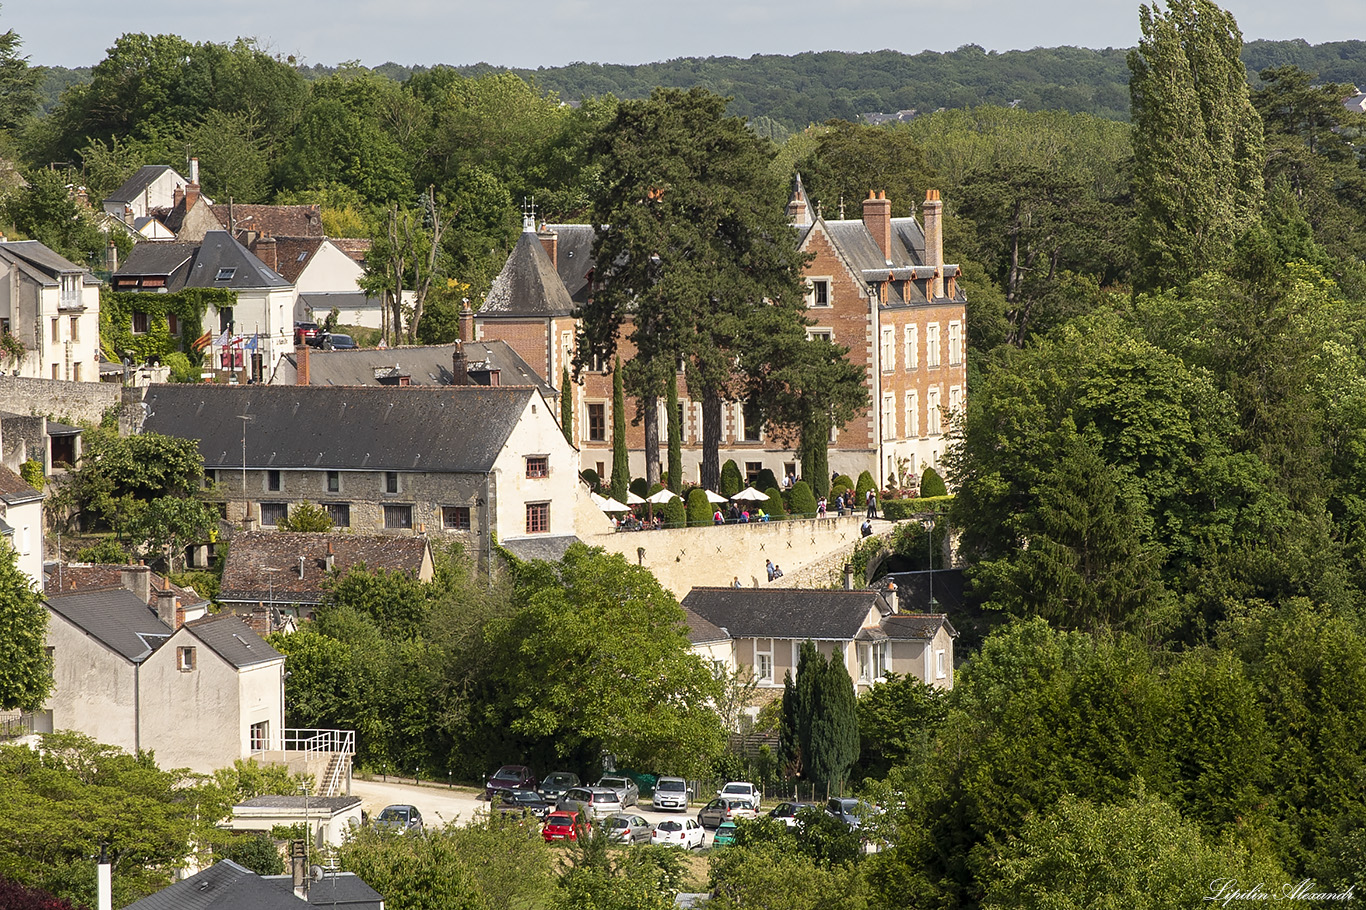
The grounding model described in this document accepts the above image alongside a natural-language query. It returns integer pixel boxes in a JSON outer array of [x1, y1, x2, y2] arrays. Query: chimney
[[97, 843, 112, 910], [155, 585, 179, 629], [862, 190, 892, 263], [173, 186, 184, 208], [189, 157, 199, 185], [295, 343, 310, 386], [923, 189, 944, 299], [184, 169, 200, 210], [123, 204, 133, 225], [106, 238, 119, 272], [298, 556, 306, 580], [537, 226, 559, 269], [121, 565, 152, 605], [843, 563, 855, 591], [885, 579, 899, 614], [452, 340, 469, 385], [325, 541, 335, 573], [459, 300, 474, 343], [256, 236, 278, 271], [291, 840, 308, 900]]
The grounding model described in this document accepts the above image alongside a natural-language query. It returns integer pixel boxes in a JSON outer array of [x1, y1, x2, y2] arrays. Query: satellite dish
[[310, 865, 325, 882]]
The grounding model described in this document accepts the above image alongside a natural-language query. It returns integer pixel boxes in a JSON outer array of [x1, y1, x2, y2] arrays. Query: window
[[745, 461, 763, 484], [880, 326, 895, 371], [326, 470, 340, 493], [266, 470, 281, 492], [443, 506, 471, 530], [219, 307, 234, 332], [742, 402, 762, 442], [949, 385, 963, 423], [167, 314, 180, 336], [72, 362, 82, 382], [70, 316, 79, 342], [755, 640, 774, 683], [587, 404, 606, 442], [215, 267, 236, 281], [250, 720, 268, 752], [132, 311, 150, 334], [882, 393, 896, 439], [526, 502, 550, 534], [60, 274, 79, 307], [948, 321, 962, 365], [177, 646, 197, 671], [809, 329, 833, 343], [927, 387, 942, 436], [595, 461, 605, 479], [526, 456, 549, 478], [906, 391, 919, 439], [51, 318, 59, 343], [936, 650, 947, 679], [260, 502, 287, 526], [52, 363, 60, 380], [808, 278, 831, 307], [325, 503, 351, 527], [904, 324, 918, 370], [204, 469, 216, 486], [384, 504, 413, 529], [927, 323, 941, 368], [385, 471, 399, 494]]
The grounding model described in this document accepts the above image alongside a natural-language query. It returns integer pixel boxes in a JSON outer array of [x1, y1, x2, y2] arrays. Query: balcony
[[252, 728, 355, 797]]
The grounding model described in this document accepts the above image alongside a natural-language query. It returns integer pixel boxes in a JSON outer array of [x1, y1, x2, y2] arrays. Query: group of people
[[765, 559, 785, 581], [612, 514, 663, 531], [714, 502, 770, 524]]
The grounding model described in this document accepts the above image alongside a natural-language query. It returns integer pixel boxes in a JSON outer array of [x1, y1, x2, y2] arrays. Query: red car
[[542, 810, 585, 842]]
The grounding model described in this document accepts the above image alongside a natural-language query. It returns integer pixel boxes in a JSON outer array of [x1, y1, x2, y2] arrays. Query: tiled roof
[[0, 465, 41, 505], [265, 236, 326, 284], [219, 532, 430, 605], [43, 563, 207, 608], [500, 535, 578, 563], [122, 860, 304, 910], [212, 203, 324, 238], [482, 230, 576, 317], [271, 341, 555, 398], [46, 588, 172, 663], [330, 238, 371, 264], [105, 165, 176, 204], [141, 383, 537, 474], [681, 587, 887, 641], [183, 612, 283, 668]]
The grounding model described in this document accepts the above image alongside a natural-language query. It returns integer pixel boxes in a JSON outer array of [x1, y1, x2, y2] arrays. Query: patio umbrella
[[598, 496, 632, 512], [731, 487, 769, 501], [703, 490, 728, 504], [646, 489, 680, 504], [625, 491, 647, 505]]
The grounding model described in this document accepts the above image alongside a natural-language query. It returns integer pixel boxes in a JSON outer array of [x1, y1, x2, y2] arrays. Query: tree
[[1128, 0, 1265, 290], [3, 169, 107, 266], [277, 501, 334, 533], [0, 18, 38, 132], [789, 481, 817, 517], [919, 467, 947, 498], [57, 427, 206, 535], [794, 120, 934, 219], [855, 673, 947, 781], [609, 357, 630, 503], [580, 87, 810, 491], [0, 538, 50, 712], [687, 488, 712, 526], [0, 875, 84, 910], [783, 642, 859, 795], [559, 365, 573, 445], [126, 496, 218, 573], [666, 371, 683, 493], [720, 460, 743, 497], [708, 839, 869, 910]]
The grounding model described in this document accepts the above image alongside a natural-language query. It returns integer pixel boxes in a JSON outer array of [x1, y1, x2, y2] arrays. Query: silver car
[[652, 776, 691, 811], [605, 812, 652, 845], [556, 786, 623, 820], [595, 775, 640, 807]]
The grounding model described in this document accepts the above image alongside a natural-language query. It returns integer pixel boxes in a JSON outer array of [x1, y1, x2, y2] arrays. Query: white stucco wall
[[0, 267, 101, 382], [295, 243, 364, 295], [2, 497, 43, 590], [102, 169, 187, 222], [209, 287, 298, 376], [494, 391, 582, 541], [43, 613, 139, 752]]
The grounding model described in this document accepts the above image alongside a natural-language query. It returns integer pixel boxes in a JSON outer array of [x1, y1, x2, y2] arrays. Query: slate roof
[[115, 241, 198, 278], [681, 607, 730, 646], [681, 587, 887, 641], [881, 613, 956, 641], [141, 383, 537, 473], [238, 795, 361, 812], [45, 588, 172, 663], [271, 340, 555, 398], [184, 613, 283, 667], [212, 203, 324, 238], [500, 534, 579, 563], [0, 465, 41, 505], [106, 165, 176, 204], [44, 563, 207, 608], [115, 232, 291, 290], [122, 859, 306, 910], [262, 872, 383, 908], [543, 223, 598, 305], [881, 569, 966, 614], [482, 230, 576, 317], [0, 240, 88, 279], [220, 532, 431, 605]]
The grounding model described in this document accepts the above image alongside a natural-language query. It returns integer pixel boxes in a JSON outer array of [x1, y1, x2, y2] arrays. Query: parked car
[[697, 797, 757, 829], [768, 801, 818, 828], [557, 786, 624, 820], [712, 821, 739, 847], [825, 797, 869, 829], [322, 333, 358, 350], [651, 817, 705, 849], [596, 775, 640, 807], [605, 812, 652, 845], [539, 771, 580, 801], [294, 322, 320, 345], [718, 781, 761, 810], [652, 776, 691, 811], [375, 804, 423, 833], [485, 765, 537, 800], [542, 810, 584, 842], [495, 788, 553, 819]]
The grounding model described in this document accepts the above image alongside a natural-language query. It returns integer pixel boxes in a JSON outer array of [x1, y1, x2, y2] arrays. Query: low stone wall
[[0, 375, 126, 425], [767, 524, 903, 590]]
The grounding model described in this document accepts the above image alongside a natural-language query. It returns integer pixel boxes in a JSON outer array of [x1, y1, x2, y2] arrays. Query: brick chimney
[[255, 236, 278, 271], [862, 191, 892, 262], [452, 340, 468, 385], [184, 158, 201, 210], [537, 226, 558, 268], [325, 541, 335, 573], [459, 300, 474, 343], [295, 343, 310, 386], [173, 186, 184, 208], [155, 585, 179, 629], [923, 189, 944, 299], [120, 565, 152, 605]]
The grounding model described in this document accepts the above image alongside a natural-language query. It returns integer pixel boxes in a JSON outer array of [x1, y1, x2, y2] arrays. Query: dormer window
[[215, 268, 236, 281]]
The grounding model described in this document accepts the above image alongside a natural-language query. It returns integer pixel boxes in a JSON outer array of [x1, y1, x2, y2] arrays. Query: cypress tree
[[667, 371, 683, 493], [662, 495, 687, 528], [559, 365, 573, 446], [764, 487, 787, 518], [806, 650, 860, 795], [779, 668, 802, 777], [855, 471, 876, 504], [790, 481, 818, 517], [686, 488, 713, 526], [720, 459, 743, 497], [610, 356, 630, 503]]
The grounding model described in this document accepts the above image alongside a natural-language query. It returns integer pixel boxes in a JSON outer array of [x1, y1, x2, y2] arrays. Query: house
[[251, 236, 379, 328], [227, 795, 364, 849], [112, 231, 297, 377], [101, 164, 193, 230], [1344, 89, 1366, 115], [0, 465, 42, 589], [476, 181, 967, 490], [136, 383, 583, 555], [0, 410, 83, 473], [121, 859, 383, 910], [44, 562, 210, 626], [36, 588, 288, 774], [0, 240, 103, 382], [269, 340, 554, 401], [680, 585, 956, 695], [217, 532, 434, 631]]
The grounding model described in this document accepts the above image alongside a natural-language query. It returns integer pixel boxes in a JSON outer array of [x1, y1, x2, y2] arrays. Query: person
[[728, 502, 740, 522], [740, 508, 751, 523], [861, 518, 873, 538], [756, 507, 768, 522], [832, 471, 840, 490], [837, 493, 847, 517], [772, 564, 784, 578], [732, 576, 742, 588], [766, 559, 775, 582], [784, 473, 795, 490], [817, 497, 827, 518], [714, 508, 725, 525], [866, 489, 878, 519]]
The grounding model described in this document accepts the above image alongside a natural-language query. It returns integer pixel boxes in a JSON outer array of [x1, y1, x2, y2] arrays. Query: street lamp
[[919, 514, 938, 610], [238, 414, 253, 528]]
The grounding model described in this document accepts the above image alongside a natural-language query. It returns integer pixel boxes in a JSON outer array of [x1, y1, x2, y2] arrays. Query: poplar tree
[[666, 372, 683, 493], [610, 357, 631, 503], [1129, 0, 1265, 290], [560, 365, 573, 446]]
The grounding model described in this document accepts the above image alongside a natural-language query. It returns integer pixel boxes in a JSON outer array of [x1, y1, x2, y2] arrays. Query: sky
[[9, 0, 1363, 71]]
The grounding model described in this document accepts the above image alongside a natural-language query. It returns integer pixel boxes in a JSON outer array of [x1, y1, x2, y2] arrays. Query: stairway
[[319, 751, 351, 797]]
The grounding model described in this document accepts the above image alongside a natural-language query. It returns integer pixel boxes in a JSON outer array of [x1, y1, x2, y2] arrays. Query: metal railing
[[253, 728, 356, 757]]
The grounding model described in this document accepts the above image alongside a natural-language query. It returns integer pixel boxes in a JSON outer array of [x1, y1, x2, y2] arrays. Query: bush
[[217, 832, 284, 875], [19, 458, 42, 491], [662, 496, 687, 528], [755, 468, 779, 493], [720, 460, 743, 497], [75, 537, 130, 564], [687, 488, 714, 526], [834, 474, 855, 490], [789, 481, 818, 517], [629, 477, 649, 499], [277, 500, 333, 532], [170, 569, 221, 602], [920, 467, 949, 498], [855, 471, 876, 503], [580, 469, 600, 491], [164, 351, 201, 383], [765, 487, 787, 518], [831, 484, 851, 503]]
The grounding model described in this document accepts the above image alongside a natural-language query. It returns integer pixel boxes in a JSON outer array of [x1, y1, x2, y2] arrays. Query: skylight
[[215, 268, 236, 281]]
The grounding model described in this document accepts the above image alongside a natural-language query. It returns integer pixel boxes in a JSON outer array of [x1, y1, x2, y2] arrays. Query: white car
[[718, 781, 761, 810], [651, 817, 705, 849], [652, 776, 691, 810]]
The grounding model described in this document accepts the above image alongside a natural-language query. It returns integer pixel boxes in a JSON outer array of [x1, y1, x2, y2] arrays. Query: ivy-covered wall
[[100, 287, 237, 365]]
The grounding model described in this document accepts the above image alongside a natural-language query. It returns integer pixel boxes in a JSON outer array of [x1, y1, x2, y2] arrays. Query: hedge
[[881, 495, 954, 520]]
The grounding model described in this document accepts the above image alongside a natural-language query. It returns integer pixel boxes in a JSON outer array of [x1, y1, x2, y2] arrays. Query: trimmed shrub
[[662, 496, 687, 528], [831, 484, 851, 504], [834, 474, 855, 490], [755, 468, 779, 493], [687, 488, 714, 526], [765, 487, 787, 518], [720, 459, 743, 497], [790, 481, 818, 517], [921, 467, 949, 498], [629, 477, 649, 499], [855, 471, 877, 502], [580, 469, 600, 490], [882, 494, 953, 521]]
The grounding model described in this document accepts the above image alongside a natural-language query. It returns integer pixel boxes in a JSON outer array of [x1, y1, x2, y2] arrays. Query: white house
[[0, 241, 102, 382], [0, 465, 42, 590], [101, 164, 191, 226]]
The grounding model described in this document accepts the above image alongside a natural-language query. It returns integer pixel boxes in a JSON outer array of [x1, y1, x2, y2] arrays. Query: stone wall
[[0, 375, 127, 425]]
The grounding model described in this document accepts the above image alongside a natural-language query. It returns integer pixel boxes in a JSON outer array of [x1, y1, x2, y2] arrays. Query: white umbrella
[[599, 496, 632, 512], [646, 489, 680, 504], [731, 487, 769, 501], [590, 492, 609, 509], [703, 490, 728, 504], [626, 491, 647, 505]]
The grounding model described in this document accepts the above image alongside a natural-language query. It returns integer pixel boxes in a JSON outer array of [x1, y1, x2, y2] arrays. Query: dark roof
[[122, 860, 307, 910], [115, 232, 291, 290], [681, 607, 729, 645], [116, 241, 197, 278], [212, 203, 324, 238], [880, 612, 955, 641], [237, 794, 361, 812], [500, 535, 579, 563], [0, 240, 88, 278], [482, 230, 576, 317], [141, 383, 537, 473], [272, 341, 554, 398], [183, 613, 283, 668], [219, 532, 431, 605], [44, 563, 208, 608], [262, 872, 383, 908], [881, 569, 966, 614], [681, 587, 887, 641], [0, 465, 41, 505], [105, 165, 176, 204], [45, 588, 172, 663], [544, 223, 598, 305]]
